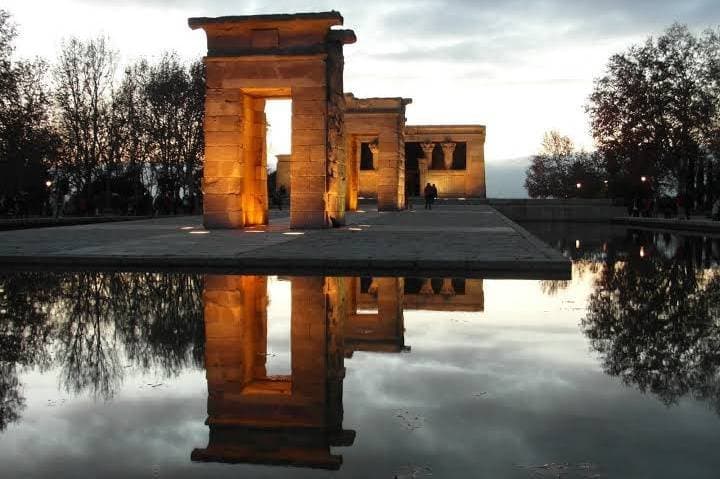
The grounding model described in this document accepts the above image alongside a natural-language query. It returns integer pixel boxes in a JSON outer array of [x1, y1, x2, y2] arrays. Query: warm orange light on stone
[[344, 94, 412, 211], [275, 154, 291, 193], [190, 12, 356, 229], [194, 274, 355, 469], [405, 126, 486, 198], [344, 277, 407, 355]]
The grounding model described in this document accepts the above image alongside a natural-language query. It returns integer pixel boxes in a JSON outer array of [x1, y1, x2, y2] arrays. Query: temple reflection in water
[[193, 276, 484, 469]]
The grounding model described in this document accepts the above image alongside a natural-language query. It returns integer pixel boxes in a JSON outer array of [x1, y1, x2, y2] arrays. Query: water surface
[[1, 225, 720, 478]]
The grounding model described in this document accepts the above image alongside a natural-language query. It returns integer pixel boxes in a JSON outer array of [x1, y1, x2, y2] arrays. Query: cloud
[[5, 0, 720, 159]]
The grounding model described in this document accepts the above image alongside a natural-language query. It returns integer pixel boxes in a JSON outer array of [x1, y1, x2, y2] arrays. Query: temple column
[[440, 278, 455, 297], [368, 277, 379, 296], [420, 142, 434, 190], [368, 142, 379, 170], [419, 278, 434, 295], [441, 142, 456, 170]]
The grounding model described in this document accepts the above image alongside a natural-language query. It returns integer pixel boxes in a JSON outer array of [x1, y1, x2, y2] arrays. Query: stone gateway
[[190, 11, 485, 229]]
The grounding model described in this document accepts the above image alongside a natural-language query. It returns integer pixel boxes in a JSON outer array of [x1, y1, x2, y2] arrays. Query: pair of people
[[423, 183, 438, 209]]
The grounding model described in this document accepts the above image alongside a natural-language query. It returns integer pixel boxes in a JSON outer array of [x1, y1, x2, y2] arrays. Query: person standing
[[424, 183, 433, 210], [431, 184, 438, 207]]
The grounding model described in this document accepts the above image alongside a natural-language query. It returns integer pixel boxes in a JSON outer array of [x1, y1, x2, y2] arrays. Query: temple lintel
[[190, 11, 352, 59], [189, 11, 344, 30]]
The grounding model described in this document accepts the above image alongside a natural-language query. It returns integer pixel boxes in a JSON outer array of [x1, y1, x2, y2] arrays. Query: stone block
[[292, 86, 326, 101], [293, 174, 326, 193], [203, 289, 243, 305], [205, 96, 244, 116], [206, 131, 242, 147], [293, 114, 326, 130], [205, 368, 245, 385], [290, 209, 326, 229], [206, 88, 243, 102], [293, 128, 325, 147], [204, 193, 244, 212], [205, 115, 242, 132], [205, 145, 241, 163], [204, 275, 244, 290], [291, 193, 326, 212], [293, 99, 326, 115], [204, 160, 242, 178], [309, 145, 326, 160], [203, 177, 243, 195], [251, 28, 280, 48]]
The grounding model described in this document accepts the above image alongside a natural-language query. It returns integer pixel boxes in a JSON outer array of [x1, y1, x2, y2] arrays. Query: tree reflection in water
[[0, 272, 58, 430], [0, 272, 204, 428], [580, 230, 720, 412]]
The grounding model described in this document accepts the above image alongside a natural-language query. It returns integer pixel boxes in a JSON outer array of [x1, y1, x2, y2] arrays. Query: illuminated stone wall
[[275, 154, 291, 192], [344, 94, 411, 211], [358, 277, 485, 312], [345, 277, 406, 355], [405, 125, 486, 198], [194, 274, 355, 469]]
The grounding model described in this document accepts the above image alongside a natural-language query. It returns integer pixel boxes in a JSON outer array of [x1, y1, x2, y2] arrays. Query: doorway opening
[[265, 99, 292, 218]]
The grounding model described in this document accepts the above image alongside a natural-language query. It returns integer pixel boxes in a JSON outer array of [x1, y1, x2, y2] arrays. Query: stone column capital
[[441, 141, 456, 154], [368, 278, 379, 296], [420, 142, 435, 159], [441, 142, 456, 169], [368, 142, 379, 170], [419, 278, 434, 295], [440, 278, 455, 297]]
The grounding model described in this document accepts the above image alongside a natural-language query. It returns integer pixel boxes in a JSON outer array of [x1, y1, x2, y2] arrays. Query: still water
[[1, 225, 720, 478]]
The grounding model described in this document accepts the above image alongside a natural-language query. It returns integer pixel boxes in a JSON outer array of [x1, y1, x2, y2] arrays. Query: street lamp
[[45, 180, 52, 188], [576, 182, 582, 189], [641, 176, 647, 183]]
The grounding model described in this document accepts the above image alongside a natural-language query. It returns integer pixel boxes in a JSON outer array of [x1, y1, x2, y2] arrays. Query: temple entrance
[[404, 142, 422, 196], [190, 12, 356, 229], [344, 94, 411, 212]]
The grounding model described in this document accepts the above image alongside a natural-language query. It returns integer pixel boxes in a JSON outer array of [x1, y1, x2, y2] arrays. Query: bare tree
[[140, 53, 204, 214], [0, 10, 58, 216], [524, 131, 606, 198], [53, 36, 117, 213]]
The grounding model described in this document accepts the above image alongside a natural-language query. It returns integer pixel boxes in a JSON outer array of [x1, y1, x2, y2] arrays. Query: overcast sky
[[5, 0, 720, 162]]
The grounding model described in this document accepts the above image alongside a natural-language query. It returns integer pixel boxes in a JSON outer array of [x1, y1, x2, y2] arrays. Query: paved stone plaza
[[0, 205, 569, 278]]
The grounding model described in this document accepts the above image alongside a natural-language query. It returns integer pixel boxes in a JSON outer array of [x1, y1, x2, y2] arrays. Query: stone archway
[[190, 12, 356, 229]]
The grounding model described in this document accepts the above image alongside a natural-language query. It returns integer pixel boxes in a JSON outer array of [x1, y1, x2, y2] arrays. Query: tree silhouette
[[0, 272, 59, 430], [524, 131, 606, 199], [587, 24, 720, 203], [583, 237, 720, 413], [0, 271, 205, 429]]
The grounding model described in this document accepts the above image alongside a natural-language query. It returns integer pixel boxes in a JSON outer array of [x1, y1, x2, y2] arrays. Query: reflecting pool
[[1, 226, 720, 478]]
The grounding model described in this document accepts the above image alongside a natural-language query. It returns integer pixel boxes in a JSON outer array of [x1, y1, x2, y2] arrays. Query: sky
[[5, 0, 720, 163]]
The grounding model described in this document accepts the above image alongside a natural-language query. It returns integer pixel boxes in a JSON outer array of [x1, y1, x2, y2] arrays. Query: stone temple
[[190, 11, 486, 229]]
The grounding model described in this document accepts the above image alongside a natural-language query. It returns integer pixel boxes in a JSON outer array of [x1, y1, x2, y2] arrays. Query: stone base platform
[[0, 205, 570, 279]]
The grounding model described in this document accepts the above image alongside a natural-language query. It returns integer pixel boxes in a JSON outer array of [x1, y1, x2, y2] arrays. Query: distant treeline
[[0, 9, 204, 217], [526, 24, 720, 210]]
